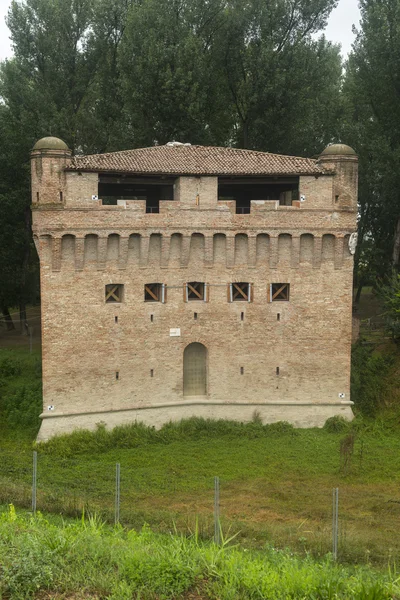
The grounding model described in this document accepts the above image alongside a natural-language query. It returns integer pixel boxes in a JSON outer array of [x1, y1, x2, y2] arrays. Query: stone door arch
[[183, 342, 207, 396]]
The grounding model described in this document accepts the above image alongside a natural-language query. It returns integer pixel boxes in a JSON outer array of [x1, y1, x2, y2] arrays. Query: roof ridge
[[73, 145, 163, 160], [72, 144, 317, 163]]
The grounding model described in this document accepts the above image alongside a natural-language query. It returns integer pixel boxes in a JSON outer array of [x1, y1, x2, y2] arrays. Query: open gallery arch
[[183, 342, 207, 396]]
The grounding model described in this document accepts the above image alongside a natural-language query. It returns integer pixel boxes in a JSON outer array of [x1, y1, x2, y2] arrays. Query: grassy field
[[1, 505, 399, 600], [2, 408, 400, 566]]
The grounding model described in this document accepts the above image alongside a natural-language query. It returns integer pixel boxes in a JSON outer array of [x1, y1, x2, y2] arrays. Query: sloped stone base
[[37, 401, 354, 441]]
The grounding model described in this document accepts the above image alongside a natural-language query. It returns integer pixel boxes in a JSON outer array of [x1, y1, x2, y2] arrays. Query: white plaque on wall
[[170, 328, 181, 337]]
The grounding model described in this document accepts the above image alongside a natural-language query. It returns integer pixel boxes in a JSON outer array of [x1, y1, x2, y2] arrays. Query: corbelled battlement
[[34, 231, 353, 272]]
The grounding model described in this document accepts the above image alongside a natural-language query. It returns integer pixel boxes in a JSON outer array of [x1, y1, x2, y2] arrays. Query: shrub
[[351, 344, 393, 417], [265, 421, 296, 435], [0, 356, 22, 378], [2, 383, 42, 429], [324, 416, 350, 433], [0, 351, 42, 432]]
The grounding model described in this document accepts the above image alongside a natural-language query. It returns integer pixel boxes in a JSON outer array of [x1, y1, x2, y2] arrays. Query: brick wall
[[32, 158, 358, 439]]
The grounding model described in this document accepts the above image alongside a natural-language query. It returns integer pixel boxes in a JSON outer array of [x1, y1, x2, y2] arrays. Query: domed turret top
[[32, 137, 69, 151], [320, 143, 357, 157]]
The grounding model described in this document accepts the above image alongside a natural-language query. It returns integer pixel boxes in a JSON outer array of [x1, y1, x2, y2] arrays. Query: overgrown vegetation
[[350, 343, 395, 416], [0, 348, 42, 432], [0, 505, 399, 600], [37, 418, 297, 458], [379, 272, 400, 341]]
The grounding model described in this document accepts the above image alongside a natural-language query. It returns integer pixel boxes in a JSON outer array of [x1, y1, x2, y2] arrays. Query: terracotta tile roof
[[68, 144, 323, 176]]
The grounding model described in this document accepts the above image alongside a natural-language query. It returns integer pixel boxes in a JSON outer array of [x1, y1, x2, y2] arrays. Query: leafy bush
[[0, 356, 22, 378], [266, 420, 296, 435], [0, 350, 42, 431], [378, 272, 400, 341], [351, 344, 394, 417], [2, 383, 42, 429], [324, 416, 350, 433]]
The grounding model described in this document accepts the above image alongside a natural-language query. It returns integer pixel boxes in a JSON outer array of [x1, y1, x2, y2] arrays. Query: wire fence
[[2, 450, 398, 566]]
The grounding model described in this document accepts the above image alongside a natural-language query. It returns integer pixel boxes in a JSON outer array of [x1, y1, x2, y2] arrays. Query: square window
[[271, 283, 290, 301], [186, 282, 206, 301], [230, 282, 251, 302], [105, 284, 124, 303], [144, 283, 165, 302]]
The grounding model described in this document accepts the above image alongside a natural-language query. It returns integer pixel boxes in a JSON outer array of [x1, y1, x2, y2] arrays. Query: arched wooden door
[[183, 343, 207, 396]]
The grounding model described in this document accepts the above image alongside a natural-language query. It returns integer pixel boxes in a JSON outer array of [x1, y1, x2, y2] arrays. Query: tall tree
[[119, 0, 231, 147], [215, 0, 342, 152], [343, 0, 400, 288], [0, 0, 108, 326], [0, 103, 38, 330]]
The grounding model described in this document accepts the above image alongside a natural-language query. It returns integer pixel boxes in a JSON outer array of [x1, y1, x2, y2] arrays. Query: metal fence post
[[115, 463, 121, 525], [32, 451, 37, 514], [214, 476, 220, 545], [332, 487, 339, 560]]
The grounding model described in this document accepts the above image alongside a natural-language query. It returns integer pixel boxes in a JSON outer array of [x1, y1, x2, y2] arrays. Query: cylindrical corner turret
[[318, 143, 358, 210], [31, 137, 72, 205]]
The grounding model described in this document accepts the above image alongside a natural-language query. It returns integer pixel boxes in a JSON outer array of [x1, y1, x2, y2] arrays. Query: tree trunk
[[242, 121, 249, 149], [393, 217, 400, 268], [19, 205, 32, 335], [19, 303, 28, 335], [1, 307, 15, 331], [354, 281, 364, 305]]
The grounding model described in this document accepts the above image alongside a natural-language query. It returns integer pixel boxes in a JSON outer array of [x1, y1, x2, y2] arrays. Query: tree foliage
[[379, 271, 400, 340], [343, 0, 400, 288]]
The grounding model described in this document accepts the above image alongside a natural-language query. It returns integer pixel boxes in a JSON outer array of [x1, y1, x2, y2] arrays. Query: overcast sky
[[0, 0, 361, 62]]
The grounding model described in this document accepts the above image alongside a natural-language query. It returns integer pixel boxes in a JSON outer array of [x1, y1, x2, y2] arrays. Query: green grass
[[2, 418, 400, 566], [0, 505, 399, 600]]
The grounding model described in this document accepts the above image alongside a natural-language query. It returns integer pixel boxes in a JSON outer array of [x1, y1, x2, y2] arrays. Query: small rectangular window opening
[[150, 314, 154, 323], [241, 312, 244, 321], [240, 366, 244, 375], [276, 367, 280, 376], [36, 191, 39, 202], [194, 312, 198, 320], [230, 282, 251, 302], [335, 194, 339, 203], [277, 313, 280, 321], [59, 191, 63, 202], [271, 283, 290, 302], [116, 371, 119, 380], [105, 284, 124, 303], [186, 281, 205, 301], [115, 316, 118, 324], [144, 283, 164, 302], [150, 369, 154, 378]]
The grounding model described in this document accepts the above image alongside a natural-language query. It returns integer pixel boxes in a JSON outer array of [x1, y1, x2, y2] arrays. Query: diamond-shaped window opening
[[144, 283, 166, 302], [105, 284, 124, 303], [186, 282, 205, 301], [230, 282, 251, 302], [271, 283, 290, 301]]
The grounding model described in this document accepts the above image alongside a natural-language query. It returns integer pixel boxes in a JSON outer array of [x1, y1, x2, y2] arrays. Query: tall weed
[[0, 506, 399, 600], [38, 418, 297, 457]]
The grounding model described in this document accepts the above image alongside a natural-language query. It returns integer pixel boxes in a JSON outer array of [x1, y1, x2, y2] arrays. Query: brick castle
[[31, 138, 358, 440]]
